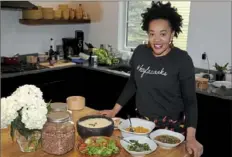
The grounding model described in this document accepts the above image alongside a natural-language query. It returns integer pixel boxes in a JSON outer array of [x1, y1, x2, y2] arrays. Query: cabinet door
[[37, 79, 68, 103]]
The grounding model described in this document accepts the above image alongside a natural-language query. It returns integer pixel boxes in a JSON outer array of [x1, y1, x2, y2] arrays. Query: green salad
[[78, 137, 120, 156]]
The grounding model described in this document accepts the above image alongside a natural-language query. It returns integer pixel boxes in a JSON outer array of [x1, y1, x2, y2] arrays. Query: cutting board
[[39, 61, 76, 68]]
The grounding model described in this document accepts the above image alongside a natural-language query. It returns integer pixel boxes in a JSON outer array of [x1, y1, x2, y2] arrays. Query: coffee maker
[[62, 30, 84, 59], [62, 38, 78, 59]]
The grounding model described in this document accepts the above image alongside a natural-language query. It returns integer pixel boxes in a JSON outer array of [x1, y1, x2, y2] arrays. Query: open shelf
[[19, 19, 91, 25]]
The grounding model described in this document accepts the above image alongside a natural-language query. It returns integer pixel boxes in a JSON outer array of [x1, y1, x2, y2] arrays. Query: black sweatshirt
[[117, 44, 198, 129]]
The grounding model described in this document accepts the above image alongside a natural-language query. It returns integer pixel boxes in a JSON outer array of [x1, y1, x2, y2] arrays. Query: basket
[[42, 8, 54, 19], [58, 4, 69, 10], [54, 9, 62, 20], [22, 9, 42, 20], [196, 77, 209, 90], [62, 9, 70, 20]]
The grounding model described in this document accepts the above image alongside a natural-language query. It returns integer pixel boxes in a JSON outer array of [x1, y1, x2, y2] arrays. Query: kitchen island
[[1, 107, 191, 157], [1, 63, 232, 157]]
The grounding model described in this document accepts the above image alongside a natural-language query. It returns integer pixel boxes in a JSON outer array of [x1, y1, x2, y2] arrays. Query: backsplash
[[0, 10, 89, 56]]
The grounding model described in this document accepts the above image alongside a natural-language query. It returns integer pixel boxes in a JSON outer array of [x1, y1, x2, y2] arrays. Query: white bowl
[[112, 117, 125, 130], [149, 129, 185, 149], [120, 136, 157, 157], [118, 118, 155, 138], [212, 81, 232, 89]]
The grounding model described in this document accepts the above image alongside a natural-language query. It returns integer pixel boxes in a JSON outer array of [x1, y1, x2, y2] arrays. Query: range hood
[[1, 1, 38, 10]]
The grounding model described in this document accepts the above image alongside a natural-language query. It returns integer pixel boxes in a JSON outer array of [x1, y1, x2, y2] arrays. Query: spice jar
[[42, 111, 75, 155]]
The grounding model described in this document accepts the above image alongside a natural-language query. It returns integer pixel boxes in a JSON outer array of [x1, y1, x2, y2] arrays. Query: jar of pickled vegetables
[[42, 111, 75, 155]]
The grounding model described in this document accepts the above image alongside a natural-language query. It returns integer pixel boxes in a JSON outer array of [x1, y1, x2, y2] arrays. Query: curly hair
[[141, 1, 183, 38]]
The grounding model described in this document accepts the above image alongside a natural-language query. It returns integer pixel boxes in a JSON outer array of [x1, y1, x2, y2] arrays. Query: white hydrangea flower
[[13, 85, 43, 99], [21, 105, 47, 130], [1, 97, 19, 128], [1, 84, 48, 130]]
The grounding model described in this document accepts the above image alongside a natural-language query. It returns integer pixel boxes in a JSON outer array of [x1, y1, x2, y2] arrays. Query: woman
[[100, 1, 203, 157]]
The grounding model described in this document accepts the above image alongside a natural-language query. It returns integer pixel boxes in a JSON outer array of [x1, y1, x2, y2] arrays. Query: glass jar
[[51, 102, 67, 112], [42, 111, 75, 155], [50, 102, 72, 119]]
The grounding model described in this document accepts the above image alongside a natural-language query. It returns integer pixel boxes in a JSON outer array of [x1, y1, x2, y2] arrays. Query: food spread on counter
[[127, 140, 151, 152], [78, 136, 120, 156], [79, 118, 112, 128], [154, 135, 181, 144], [125, 126, 150, 133]]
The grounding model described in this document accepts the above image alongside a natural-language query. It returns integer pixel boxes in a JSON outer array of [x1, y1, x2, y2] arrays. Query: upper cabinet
[[1, 1, 38, 10]]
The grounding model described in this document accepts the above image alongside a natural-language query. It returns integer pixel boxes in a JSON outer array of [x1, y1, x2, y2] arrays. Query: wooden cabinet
[[196, 94, 232, 157]]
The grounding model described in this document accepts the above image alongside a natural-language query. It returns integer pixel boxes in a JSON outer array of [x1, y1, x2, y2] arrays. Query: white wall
[[187, 2, 231, 69], [0, 2, 90, 56], [84, 1, 119, 49]]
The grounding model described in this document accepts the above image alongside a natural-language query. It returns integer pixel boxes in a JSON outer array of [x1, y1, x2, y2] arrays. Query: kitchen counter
[[1, 107, 191, 157], [1, 63, 232, 100]]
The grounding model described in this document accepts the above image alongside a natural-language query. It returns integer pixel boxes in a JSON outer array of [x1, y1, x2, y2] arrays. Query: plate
[[212, 81, 232, 89]]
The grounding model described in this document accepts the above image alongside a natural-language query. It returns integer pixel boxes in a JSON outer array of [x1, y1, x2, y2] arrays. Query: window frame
[[118, 1, 191, 53], [118, 1, 133, 53]]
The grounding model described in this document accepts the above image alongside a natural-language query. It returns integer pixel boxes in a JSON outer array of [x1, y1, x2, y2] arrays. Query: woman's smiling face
[[148, 19, 175, 56]]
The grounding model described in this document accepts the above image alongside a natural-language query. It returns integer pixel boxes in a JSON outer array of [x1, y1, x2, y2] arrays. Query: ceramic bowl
[[149, 129, 185, 149], [118, 118, 155, 138], [120, 135, 157, 157], [76, 115, 114, 139]]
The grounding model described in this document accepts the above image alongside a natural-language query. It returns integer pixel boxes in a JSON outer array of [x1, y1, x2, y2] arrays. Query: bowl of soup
[[118, 118, 155, 138], [76, 115, 114, 139], [149, 129, 185, 149]]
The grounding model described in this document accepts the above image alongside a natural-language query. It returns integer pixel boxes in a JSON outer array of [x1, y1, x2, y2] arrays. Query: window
[[119, 1, 191, 51]]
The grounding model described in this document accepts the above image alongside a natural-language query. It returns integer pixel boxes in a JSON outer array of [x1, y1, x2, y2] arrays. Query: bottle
[[76, 4, 83, 19], [48, 38, 56, 65]]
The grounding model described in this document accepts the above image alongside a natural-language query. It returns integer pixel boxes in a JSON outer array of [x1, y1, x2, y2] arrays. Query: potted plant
[[214, 62, 229, 81], [1, 85, 51, 152]]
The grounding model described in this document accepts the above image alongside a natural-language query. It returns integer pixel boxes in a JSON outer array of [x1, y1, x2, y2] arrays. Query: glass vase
[[16, 130, 41, 152]]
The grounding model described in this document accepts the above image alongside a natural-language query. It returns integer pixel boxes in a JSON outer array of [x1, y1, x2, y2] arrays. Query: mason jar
[[50, 102, 67, 112], [50, 102, 72, 119], [42, 111, 75, 155]]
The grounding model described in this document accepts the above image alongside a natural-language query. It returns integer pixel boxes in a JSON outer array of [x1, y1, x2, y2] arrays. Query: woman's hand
[[99, 110, 116, 118], [186, 137, 203, 157], [99, 104, 122, 118]]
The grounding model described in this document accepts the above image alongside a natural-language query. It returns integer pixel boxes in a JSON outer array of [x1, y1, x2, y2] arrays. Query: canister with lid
[[42, 111, 75, 155], [50, 102, 67, 112], [50, 102, 72, 118]]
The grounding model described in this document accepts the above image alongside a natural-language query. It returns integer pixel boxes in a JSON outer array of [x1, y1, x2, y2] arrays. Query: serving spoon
[[116, 136, 133, 144], [127, 115, 134, 132]]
